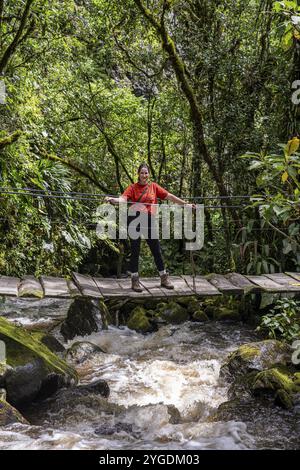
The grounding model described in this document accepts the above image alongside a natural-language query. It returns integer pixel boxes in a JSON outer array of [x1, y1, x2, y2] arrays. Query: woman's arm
[[166, 193, 196, 209], [104, 196, 127, 204]]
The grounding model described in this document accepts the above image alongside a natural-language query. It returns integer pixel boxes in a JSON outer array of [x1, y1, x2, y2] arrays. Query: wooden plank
[[245, 275, 288, 292], [265, 273, 300, 292], [0, 275, 20, 296], [182, 275, 221, 296], [165, 276, 194, 296], [225, 273, 259, 293], [205, 274, 244, 294], [67, 280, 81, 297], [285, 272, 300, 284], [93, 277, 126, 298], [72, 272, 103, 298], [140, 277, 167, 298], [40, 276, 70, 297], [117, 278, 152, 298], [18, 275, 44, 298]]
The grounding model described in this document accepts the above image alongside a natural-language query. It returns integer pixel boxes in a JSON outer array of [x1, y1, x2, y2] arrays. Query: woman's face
[[138, 167, 149, 184]]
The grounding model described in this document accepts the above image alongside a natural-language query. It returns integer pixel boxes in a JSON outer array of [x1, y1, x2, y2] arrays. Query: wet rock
[[250, 367, 300, 409], [30, 331, 65, 354], [0, 362, 10, 386], [192, 310, 209, 322], [227, 371, 257, 401], [252, 367, 298, 394], [275, 389, 294, 410], [78, 379, 110, 398], [220, 340, 291, 379], [157, 301, 189, 325], [94, 422, 134, 436], [0, 317, 77, 407], [127, 306, 153, 334], [167, 404, 181, 424], [176, 296, 199, 313], [65, 341, 106, 364], [214, 307, 239, 321], [60, 298, 100, 341], [0, 398, 29, 426]]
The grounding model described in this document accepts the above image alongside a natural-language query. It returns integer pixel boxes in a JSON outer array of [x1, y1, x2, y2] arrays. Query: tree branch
[[0, 130, 22, 150], [0, 0, 35, 73]]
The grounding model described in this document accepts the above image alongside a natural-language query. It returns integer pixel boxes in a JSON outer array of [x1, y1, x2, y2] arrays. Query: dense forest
[[0, 0, 299, 278], [1, 1, 300, 452]]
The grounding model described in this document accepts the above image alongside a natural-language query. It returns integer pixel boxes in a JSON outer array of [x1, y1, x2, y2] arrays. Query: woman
[[105, 163, 195, 292]]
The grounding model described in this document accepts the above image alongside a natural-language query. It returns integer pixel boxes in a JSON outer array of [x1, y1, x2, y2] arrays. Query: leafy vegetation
[[257, 298, 300, 342], [0, 0, 299, 277]]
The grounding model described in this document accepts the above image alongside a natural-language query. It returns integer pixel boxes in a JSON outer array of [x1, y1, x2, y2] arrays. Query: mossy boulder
[[0, 398, 29, 426], [293, 372, 300, 386], [0, 317, 77, 407], [60, 298, 100, 340], [127, 306, 153, 333], [30, 331, 65, 354], [176, 296, 199, 314], [157, 301, 189, 325], [251, 367, 300, 409], [220, 340, 291, 379], [275, 389, 294, 409], [214, 307, 239, 321], [192, 310, 209, 322]]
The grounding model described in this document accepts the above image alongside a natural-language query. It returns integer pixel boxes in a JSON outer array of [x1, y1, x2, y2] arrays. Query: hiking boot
[[131, 275, 143, 292], [160, 273, 174, 289]]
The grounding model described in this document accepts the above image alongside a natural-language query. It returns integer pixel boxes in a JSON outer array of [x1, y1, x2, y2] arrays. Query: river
[[0, 307, 299, 450]]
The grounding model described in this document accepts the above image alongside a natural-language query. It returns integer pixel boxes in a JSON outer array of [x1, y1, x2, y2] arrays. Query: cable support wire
[[0, 186, 283, 201]]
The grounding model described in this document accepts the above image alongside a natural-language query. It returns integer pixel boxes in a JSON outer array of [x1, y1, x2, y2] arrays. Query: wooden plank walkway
[[0, 272, 299, 299]]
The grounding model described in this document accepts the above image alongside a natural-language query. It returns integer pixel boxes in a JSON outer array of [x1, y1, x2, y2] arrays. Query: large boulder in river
[[220, 340, 291, 379], [60, 298, 100, 341], [0, 317, 77, 407]]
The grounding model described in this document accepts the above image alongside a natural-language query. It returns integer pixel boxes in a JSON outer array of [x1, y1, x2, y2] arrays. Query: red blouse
[[122, 182, 168, 215]]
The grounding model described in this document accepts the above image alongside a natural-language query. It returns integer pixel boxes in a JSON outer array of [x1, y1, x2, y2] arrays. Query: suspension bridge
[[0, 272, 300, 299]]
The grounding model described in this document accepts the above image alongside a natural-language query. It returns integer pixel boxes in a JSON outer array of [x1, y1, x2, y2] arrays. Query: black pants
[[128, 212, 165, 274]]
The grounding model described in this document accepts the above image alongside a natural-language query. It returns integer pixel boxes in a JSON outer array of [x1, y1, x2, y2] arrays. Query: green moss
[[0, 317, 77, 382], [293, 372, 300, 386], [3, 338, 38, 368], [192, 310, 209, 322], [233, 344, 261, 361], [252, 368, 299, 394], [275, 389, 294, 409], [158, 301, 189, 324], [127, 306, 152, 333], [214, 307, 239, 320]]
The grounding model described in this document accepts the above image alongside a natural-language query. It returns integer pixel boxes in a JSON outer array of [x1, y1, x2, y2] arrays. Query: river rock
[[30, 331, 65, 354], [127, 306, 154, 333], [220, 340, 292, 379], [65, 341, 106, 364], [0, 317, 77, 407], [0, 398, 29, 426], [60, 298, 100, 340], [251, 367, 300, 409], [157, 301, 189, 324], [192, 310, 209, 322], [77, 379, 110, 397]]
